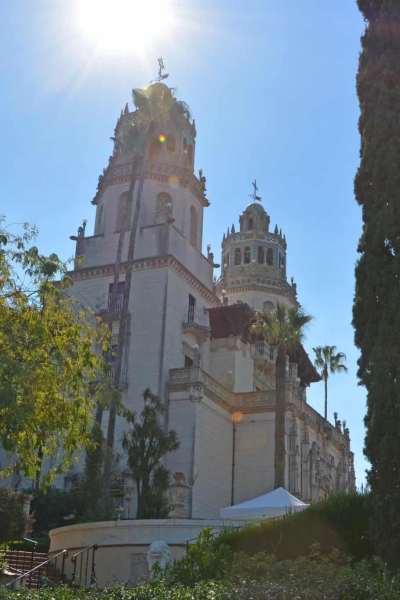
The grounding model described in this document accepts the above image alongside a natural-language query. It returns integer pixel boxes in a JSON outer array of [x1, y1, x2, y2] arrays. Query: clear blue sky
[[0, 1, 367, 484]]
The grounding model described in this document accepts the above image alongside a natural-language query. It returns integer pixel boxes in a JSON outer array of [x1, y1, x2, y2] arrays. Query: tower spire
[[150, 57, 169, 84], [249, 179, 262, 202]]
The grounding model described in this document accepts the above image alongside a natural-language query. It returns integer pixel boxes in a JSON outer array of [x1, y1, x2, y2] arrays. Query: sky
[[0, 1, 367, 484]]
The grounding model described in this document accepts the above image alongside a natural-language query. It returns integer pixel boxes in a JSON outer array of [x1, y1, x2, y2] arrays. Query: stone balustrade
[[168, 366, 350, 449]]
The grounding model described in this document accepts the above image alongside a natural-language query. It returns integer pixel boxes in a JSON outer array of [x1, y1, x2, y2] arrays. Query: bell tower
[[216, 187, 297, 310], [69, 72, 218, 416]]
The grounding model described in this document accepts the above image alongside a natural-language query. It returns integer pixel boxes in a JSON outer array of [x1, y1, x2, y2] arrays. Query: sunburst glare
[[76, 0, 174, 55]]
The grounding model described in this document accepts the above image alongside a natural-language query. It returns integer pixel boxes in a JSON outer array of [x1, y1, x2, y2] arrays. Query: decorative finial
[[150, 57, 170, 84], [249, 179, 262, 202]]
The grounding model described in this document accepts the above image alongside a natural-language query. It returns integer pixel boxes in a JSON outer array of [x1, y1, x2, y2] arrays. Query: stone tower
[[69, 82, 219, 440], [216, 201, 297, 310]]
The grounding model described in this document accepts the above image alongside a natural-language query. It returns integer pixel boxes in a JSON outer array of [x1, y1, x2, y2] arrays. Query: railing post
[[61, 551, 67, 584], [90, 545, 98, 587]]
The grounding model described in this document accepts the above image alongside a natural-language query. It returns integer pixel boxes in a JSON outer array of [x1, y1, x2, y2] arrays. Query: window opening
[[234, 248, 242, 265], [266, 247, 273, 266]]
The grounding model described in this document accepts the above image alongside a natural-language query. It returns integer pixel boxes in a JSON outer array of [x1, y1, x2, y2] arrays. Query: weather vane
[[150, 57, 170, 84], [249, 179, 262, 202]]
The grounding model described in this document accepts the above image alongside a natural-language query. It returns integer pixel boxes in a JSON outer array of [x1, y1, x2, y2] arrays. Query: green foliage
[[165, 528, 232, 587], [29, 426, 105, 534], [252, 302, 313, 488], [0, 487, 31, 543], [353, 0, 400, 570], [216, 491, 373, 563], [0, 551, 7, 575], [252, 302, 313, 351], [73, 422, 105, 522], [0, 220, 112, 485], [313, 345, 348, 420], [29, 487, 77, 535], [2, 557, 400, 599], [122, 388, 179, 519]]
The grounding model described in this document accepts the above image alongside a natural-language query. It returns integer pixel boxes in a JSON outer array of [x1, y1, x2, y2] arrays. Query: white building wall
[[233, 411, 275, 504], [191, 396, 232, 518]]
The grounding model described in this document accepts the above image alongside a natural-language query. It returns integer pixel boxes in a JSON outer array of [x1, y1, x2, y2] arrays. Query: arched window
[[234, 248, 242, 265], [263, 301, 275, 313], [190, 205, 198, 248], [225, 253, 230, 267], [280, 255, 285, 267], [258, 246, 264, 264], [167, 134, 176, 152], [183, 138, 188, 151], [149, 137, 162, 159], [266, 247, 273, 266], [95, 204, 104, 234], [187, 145, 193, 166], [156, 192, 173, 224], [244, 246, 251, 264], [115, 191, 130, 232], [248, 218, 253, 230]]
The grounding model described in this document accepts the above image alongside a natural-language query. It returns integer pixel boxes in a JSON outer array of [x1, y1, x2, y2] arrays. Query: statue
[[146, 541, 172, 576], [198, 169, 207, 194]]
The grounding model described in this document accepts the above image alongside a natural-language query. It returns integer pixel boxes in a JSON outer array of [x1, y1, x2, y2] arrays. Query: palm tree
[[312, 346, 348, 422], [252, 303, 313, 489], [101, 83, 192, 518]]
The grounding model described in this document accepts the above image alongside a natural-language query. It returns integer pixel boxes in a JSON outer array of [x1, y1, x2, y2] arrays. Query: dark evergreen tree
[[353, 0, 400, 569], [122, 388, 180, 519]]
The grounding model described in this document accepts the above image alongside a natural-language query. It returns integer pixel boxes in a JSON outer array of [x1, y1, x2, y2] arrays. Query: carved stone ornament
[[146, 541, 172, 577], [168, 473, 191, 518]]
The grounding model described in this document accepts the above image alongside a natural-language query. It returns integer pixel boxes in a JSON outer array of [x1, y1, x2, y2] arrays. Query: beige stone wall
[[49, 519, 237, 589], [233, 412, 275, 504], [191, 396, 233, 518]]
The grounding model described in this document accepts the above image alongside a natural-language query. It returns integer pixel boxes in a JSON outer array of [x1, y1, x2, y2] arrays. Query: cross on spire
[[152, 57, 169, 83], [249, 179, 262, 202]]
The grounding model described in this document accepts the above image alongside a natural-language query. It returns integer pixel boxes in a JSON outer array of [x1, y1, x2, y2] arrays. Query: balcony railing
[[95, 363, 127, 387], [184, 306, 210, 329], [254, 341, 277, 361], [96, 293, 124, 313]]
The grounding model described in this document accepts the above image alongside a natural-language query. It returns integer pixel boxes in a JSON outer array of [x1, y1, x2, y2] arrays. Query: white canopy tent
[[220, 487, 309, 521]]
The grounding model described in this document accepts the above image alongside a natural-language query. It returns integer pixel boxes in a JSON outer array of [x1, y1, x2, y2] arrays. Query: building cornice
[[70, 255, 220, 306], [92, 160, 209, 208]]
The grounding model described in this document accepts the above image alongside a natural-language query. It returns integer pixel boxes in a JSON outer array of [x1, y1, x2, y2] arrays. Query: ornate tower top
[[216, 191, 297, 311]]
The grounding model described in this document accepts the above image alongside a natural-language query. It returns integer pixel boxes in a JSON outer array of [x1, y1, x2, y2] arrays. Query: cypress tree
[[353, 0, 400, 568]]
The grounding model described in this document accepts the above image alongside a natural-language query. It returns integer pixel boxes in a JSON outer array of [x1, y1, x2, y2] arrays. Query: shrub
[[0, 488, 32, 543], [216, 491, 373, 563], [165, 527, 232, 586], [29, 487, 77, 536]]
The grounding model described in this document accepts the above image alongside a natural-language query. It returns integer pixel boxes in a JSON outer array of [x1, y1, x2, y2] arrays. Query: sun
[[76, 0, 173, 55]]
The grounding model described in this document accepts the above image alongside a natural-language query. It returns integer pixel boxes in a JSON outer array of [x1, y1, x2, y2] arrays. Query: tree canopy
[[313, 346, 347, 421], [251, 302, 313, 352], [353, 0, 400, 569], [0, 220, 111, 485], [122, 388, 179, 519]]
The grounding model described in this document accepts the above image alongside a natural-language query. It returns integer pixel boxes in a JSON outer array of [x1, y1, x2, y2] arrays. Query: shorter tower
[[217, 200, 297, 310]]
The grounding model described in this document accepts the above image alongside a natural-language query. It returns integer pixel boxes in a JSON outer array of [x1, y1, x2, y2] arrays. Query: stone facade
[[0, 81, 355, 514]]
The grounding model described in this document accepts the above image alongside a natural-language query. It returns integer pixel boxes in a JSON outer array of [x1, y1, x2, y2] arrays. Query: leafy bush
[[29, 487, 77, 536], [1, 558, 400, 600], [0, 488, 32, 543], [217, 491, 373, 563], [164, 528, 232, 586]]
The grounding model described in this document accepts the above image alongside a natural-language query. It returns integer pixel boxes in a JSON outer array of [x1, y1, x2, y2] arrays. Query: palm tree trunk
[[101, 153, 146, 519], [275, 345, 287, 489]]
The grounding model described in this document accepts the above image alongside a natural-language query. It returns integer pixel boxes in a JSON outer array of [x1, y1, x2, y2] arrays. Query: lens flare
[[159, 134, 166, 144], [168, 175, 180, 188]]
